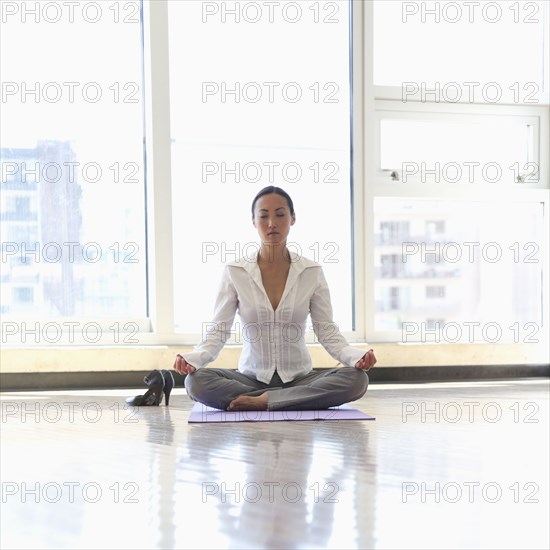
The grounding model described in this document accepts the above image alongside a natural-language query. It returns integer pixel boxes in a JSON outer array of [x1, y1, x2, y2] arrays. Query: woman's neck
[[258, 244, 291, 266]]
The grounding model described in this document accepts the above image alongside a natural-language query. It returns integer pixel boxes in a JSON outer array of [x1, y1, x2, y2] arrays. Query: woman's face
[[253, 193, 295, 246]]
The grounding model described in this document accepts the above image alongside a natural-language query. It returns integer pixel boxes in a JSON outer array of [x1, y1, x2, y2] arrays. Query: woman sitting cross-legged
[[174, 186, 376, 411]]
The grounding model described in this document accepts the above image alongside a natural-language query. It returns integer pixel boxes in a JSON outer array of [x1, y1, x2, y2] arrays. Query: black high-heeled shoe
[[126, 370, 165, 406], [161, 369, 175, 406]]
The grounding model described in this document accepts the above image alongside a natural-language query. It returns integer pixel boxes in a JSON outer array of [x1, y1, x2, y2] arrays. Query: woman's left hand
[[355, 349, 376, 371]]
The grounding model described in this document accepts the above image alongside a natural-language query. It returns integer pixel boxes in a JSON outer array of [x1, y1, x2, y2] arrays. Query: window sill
[[1, 342, 548, 374]]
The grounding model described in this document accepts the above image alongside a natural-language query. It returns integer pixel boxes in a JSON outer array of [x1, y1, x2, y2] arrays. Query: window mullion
[[143, 0, 175, 338], [362, 0, 377, 344]]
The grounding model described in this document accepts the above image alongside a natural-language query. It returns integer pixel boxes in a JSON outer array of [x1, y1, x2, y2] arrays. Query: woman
[[174, 186, 376, 411]]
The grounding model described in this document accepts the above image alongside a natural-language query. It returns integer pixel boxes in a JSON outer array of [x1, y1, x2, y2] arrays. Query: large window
[[0, 0, 147, 332], [368, 0, 549, 343], [1, 0, 548, 362], [167, 0, 354, 336]]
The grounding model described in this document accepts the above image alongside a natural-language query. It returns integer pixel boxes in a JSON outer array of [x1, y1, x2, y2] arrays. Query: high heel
[[161, 369, 175, 406], [126, 370, 165, 406]]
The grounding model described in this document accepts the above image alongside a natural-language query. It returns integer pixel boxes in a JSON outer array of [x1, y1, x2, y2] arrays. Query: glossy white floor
[[1, 379, 548, 549]]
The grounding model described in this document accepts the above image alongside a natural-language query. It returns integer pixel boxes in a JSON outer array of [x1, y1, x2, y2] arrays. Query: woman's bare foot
[[227, 392, 268, 411]]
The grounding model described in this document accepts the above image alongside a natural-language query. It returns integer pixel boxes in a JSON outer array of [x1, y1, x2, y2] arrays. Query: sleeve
[[180, 266, 238, 369], [309, 267, 367, 368]]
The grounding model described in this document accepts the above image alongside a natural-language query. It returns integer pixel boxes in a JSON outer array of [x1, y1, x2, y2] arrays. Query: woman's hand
[[355, 349, 376, 371], [173, 354, 197, 375]]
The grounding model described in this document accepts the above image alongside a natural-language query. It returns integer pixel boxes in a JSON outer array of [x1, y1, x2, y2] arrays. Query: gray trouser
[[184, 367, 369, 411]]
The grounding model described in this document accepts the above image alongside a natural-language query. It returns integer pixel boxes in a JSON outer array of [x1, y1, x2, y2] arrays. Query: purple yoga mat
[[188, 402, 375, 423]]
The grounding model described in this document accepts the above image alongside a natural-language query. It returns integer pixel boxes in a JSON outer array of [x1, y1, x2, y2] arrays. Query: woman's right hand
[[173, 354, 197, 375]]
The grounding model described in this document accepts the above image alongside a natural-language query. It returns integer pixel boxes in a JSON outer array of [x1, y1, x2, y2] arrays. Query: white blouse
[[182, 251, 368, 384]]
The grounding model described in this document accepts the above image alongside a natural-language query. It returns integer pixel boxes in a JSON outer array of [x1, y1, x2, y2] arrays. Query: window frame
[[144, 0, 365, 347], [1, 0, 548, 363], [374, 104, 543, 187], [363, 0, 550, 344]]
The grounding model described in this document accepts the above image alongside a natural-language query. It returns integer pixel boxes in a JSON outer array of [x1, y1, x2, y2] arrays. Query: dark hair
[[251, 186, 295, 219]]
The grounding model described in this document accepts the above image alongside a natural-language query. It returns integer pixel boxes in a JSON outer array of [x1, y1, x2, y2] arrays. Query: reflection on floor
[[1, 379, 548, 549]]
